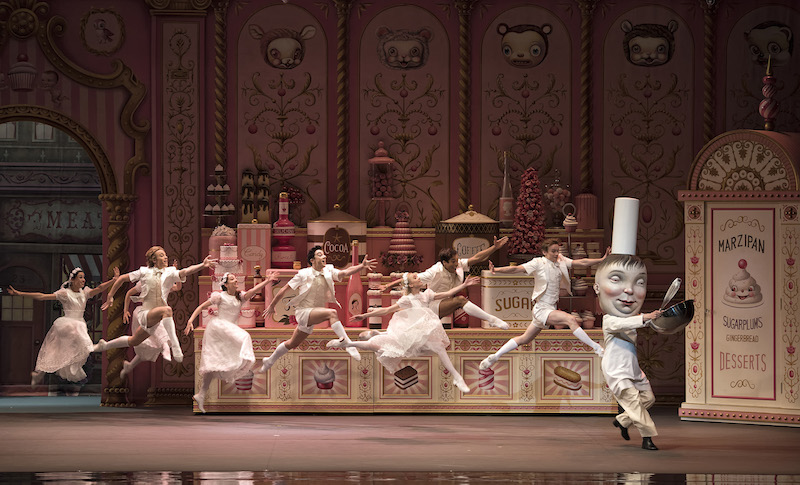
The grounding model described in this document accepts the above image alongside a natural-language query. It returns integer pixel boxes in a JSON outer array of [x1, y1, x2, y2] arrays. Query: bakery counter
[[192, 327, 616, 414]]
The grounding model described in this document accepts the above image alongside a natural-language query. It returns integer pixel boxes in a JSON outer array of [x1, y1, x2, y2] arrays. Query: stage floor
[[1, 397, 798, 483]]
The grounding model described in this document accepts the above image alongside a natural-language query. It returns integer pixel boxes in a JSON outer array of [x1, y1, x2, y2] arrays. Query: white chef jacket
[[600, 314, 651, 395]]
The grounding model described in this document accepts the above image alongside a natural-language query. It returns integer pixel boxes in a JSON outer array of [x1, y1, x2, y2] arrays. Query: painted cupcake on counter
[[313, 363, 336, 389]]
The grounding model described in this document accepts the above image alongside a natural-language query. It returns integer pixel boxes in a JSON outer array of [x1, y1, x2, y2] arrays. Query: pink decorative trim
[[679, 407, 800, 426]]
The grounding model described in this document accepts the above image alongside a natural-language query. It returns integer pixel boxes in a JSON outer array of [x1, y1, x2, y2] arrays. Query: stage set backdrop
[[0, 0, 798, 406]]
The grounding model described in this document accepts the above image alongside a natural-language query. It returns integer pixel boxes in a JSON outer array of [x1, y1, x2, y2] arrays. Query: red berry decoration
[[739, 259, 747, 269]]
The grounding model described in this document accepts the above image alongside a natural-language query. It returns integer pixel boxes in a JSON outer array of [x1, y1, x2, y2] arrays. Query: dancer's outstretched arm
[[339, 254, 378, 278], [243, 270, 280, 301], [122, 285, 140, 325], [101, 273, 132, 310], [488, 260, 527, 275], [467, 236, 508, 266], [7, 286, 57, 301], [433, 275, 480, 300], [572, 246, 611, 269], [185, 299, 214, 335], [178, 255, 216, 279], [85, 267, 121, 299], [351, 303, 401, 321]]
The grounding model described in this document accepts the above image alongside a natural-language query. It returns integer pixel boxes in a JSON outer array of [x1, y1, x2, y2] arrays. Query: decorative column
[[577, 0, 594, 194], [702, 0, 718, 143], [456, 0, 475, 213], [210, 0, 232, 227], [99, 193, 136, 407], [334, 0, 353, 211], [148, 0, 208, 404]]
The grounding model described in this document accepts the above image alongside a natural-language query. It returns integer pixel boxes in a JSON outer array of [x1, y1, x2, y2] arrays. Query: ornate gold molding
[[98, 193, 136, 407]]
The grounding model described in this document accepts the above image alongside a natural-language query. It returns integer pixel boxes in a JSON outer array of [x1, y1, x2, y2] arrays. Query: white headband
[[222, 272, 230, 285], [402, 272, 409, 287], [62, 267, 83, 288]]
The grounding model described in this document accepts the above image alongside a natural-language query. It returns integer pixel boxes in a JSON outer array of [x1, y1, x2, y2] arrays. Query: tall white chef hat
[[610, 197, 639, 255]]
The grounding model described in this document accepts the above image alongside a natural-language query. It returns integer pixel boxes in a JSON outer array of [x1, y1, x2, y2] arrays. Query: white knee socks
[[462, 302, 510, 329], [161, 317, 183, 363], [259, 342, 289, 372], [480, 338, 518, 370], [330, 321, 352, 343], [573, 327, 604, 356], [94, 336, 130, 352], [331, 320, 361, 361]]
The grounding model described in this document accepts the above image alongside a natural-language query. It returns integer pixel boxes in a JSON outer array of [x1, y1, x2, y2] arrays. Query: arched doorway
[[0, 116, 110, 396]]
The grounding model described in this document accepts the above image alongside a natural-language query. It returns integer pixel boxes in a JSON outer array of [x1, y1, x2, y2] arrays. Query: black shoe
[[613, 419, 630, 440], [642, 437, 658, 450]]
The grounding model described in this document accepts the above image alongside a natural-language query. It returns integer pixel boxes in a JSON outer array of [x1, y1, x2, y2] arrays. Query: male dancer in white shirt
[[382, 236, 511, 329], [97, 246, 215, 363], [479, 238, 610, 370], [259, 245, 377, 372]]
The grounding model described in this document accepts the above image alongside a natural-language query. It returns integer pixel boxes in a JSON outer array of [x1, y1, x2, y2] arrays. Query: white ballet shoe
[[488, 317, 510, 330], [257, 357, 273, 374], [326, 338, 346, 349], [594, 347, 605, 358], [193, 393, 206, 413], [120, 361, 132, 379], [453, 375, 470, 393], [479, 354, 498, 371], [93, 339, 107, 352], [346, 347, 361, 362], [170, 345, 184, 363]]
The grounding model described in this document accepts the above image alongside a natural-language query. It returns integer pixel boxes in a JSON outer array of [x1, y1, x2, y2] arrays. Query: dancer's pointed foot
[[30, 371, 44, 387], [93, 339, 107, 352], [326, 338, 345, 349], [257, 357, 274, 374], [120, 361, 132, 379], [594, 346, 605, 358], [488, 317, 510, 330], [642, 437, 658, 450], [193, 393, 206, 413], [170, 345, 184, 363], [479, 354, 498, 371], [346, 347, 362, 361], [613, 418, 630, 440], [453, 375, 470, 393]]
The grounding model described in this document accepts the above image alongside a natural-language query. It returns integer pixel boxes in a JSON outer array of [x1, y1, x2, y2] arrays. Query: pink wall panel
[[478, 5, 572, 224], [601, 6, 695, 273], [235, 3, 328, 226], [357, 5, 450, 227]]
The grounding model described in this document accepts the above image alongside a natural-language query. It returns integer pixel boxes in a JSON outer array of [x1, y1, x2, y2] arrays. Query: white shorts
[[530, 301, 556, 330], [136, 309, 160, 336], [293, 307, 314, 334]]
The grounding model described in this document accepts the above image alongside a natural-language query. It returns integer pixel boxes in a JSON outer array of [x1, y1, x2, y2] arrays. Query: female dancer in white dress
[[332, 272, 479, 393], [185, 271, 278, 412], [97, 246, 215, 363], [8, 266, 119, 385]]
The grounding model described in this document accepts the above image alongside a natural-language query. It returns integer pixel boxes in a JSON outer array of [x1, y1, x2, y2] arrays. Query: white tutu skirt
[[369, 307, 450, 373], [131, 307, 170, 362], [198, 317, 255, 382], [35, 316, 94, 382]]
